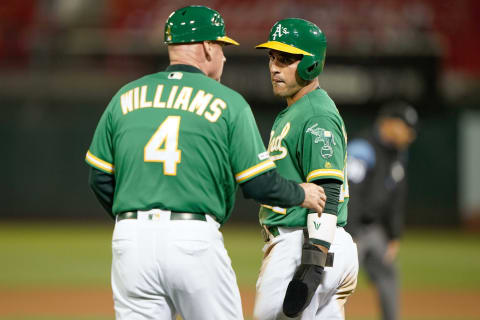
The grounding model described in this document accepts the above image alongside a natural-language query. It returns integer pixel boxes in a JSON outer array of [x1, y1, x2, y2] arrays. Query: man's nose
[[269, 60, 280, 73]]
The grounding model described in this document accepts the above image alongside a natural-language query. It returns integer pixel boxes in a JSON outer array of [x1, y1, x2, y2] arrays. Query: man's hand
[[299, 183, 326, 214], [384, 239, 400, 264]]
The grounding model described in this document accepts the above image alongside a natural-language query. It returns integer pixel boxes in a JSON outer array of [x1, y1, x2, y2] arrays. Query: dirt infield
[[1, 287, 479, 318]]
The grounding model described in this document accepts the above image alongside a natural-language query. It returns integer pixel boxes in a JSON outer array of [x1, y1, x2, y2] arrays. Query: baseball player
[[345, 101, 418, 320], [85, 6, 326, 320], [253, 19, 359, 320]]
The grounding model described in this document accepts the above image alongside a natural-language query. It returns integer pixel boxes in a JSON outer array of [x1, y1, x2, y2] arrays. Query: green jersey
[[86, 65, 275, 224], [259, 88, 349, 227]]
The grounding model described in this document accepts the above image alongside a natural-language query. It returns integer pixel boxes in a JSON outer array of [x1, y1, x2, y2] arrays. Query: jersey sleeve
[[229, 107, 276, 184], [301, 116, 346, 183], [85, 105, 115, 174]]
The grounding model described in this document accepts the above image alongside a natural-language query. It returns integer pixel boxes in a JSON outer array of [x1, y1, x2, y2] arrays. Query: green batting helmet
[[164, 5, 239, 46], [256, 18, 327, 81]]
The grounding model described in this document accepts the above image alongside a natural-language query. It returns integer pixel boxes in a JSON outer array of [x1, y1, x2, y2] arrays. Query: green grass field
[[0, 222, 479, 319]]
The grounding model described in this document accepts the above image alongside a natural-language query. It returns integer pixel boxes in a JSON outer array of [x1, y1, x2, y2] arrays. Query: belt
[[116, 211, 207, 222]]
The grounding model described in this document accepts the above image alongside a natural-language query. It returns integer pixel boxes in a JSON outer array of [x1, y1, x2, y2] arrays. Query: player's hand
[[299, 183, 326, 214]]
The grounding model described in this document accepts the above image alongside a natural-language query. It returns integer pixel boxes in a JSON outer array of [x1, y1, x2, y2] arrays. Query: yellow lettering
[[153, 85, 165, 108], [188, 90, 213, 116], [120, 86, 226, 123], [204, 98, 226, 122], [166, 85, 179, 108], [120, 89, 133, 115], [140, 85, 152, 108], [268, 122, 290, 160], [133, 87, 140, 109], [281, 122, 290, 137], [267, 131, 275, 152], [173, 86, 193, 110]]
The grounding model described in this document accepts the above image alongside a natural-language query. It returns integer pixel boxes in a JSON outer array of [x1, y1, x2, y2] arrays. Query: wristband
[[307, 212, 337, 249]]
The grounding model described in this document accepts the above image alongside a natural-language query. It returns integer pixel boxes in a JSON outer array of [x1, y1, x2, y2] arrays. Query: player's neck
[[168, 44, 208, 76], [286, 79, 319, 106], [169, 58, 205, 74]]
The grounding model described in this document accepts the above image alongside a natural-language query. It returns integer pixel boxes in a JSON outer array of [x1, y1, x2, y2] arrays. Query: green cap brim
[[217, 36, 239, 46], [255, 40, 313, 56]]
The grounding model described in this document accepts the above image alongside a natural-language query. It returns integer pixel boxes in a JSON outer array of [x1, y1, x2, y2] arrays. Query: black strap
[[301, 246, 328, 266], [302, 229, 334, 267]]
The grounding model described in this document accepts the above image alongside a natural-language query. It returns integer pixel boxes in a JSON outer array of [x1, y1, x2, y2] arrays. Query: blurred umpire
[[345, 101, 418, 320]]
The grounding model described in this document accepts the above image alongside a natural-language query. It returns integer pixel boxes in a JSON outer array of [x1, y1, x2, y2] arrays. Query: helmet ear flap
[[307, 61, 319, 73], [297, 55, 321, 81]]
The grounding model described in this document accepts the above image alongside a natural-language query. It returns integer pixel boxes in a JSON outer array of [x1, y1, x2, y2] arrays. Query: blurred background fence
[[1, 0, 480, 228]]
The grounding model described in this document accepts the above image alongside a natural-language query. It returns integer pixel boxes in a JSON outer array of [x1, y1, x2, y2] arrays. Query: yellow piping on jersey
[[261, 204, 287, 215], [86, 150, 115, 174], [306, 169, 344, 182], [235, 160, 276, 183]]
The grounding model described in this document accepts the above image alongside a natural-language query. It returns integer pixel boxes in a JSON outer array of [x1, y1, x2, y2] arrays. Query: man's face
[[268, 50, 303, 98], [380, 117, 416, 150], [209, 41, 226, 81]]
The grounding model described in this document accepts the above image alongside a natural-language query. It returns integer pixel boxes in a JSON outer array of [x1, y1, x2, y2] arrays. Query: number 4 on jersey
[[144, 116, 182, 175]]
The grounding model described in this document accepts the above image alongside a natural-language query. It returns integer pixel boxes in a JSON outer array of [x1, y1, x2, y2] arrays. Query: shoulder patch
[[347, 157, 367, 183], [306, 123, 336, 158]]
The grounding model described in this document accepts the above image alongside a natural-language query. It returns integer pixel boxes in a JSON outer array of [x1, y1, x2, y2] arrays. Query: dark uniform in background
[[345, 101, 418, 320]]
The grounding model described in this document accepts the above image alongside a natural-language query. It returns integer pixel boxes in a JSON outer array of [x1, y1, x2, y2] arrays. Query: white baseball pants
[[111, 209, 243, 320], [254, 227, 358, 320]]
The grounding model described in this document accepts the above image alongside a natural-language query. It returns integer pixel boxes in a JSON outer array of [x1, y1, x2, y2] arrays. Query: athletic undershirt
[[241, 169, 304, 207], [89, 167, 306, 219], [313, 180, 340, 215]]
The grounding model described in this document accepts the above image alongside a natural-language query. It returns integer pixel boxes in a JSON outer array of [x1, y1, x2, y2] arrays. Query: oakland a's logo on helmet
[[272, 23, 290, 40], [211, 12, 224, 27], [165, 25, 172, 42], [256, 18, 327, 81]]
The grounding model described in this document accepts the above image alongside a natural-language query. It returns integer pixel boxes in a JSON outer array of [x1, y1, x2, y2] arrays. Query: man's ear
[[202, 41, 212, 61]]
